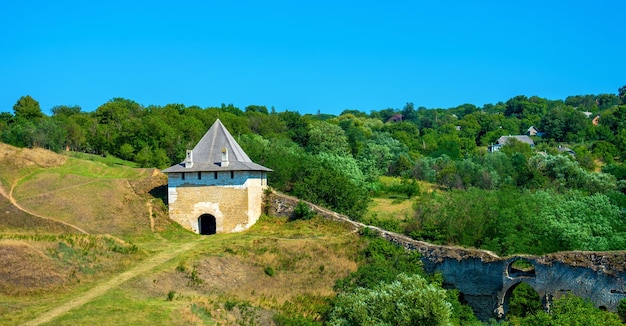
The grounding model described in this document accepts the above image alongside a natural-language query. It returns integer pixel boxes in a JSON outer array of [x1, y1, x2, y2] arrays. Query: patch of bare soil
[[0, 240, 66, 295], [129, 169, 170, 232], [197, 256, 264, 293], [129, 169, 167, 195]]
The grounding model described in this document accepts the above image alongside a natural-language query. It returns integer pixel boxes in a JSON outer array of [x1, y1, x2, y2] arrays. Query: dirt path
[[147, 201, 155, 232], [0, 174, 90, 235], [22, 240, 201, 326]]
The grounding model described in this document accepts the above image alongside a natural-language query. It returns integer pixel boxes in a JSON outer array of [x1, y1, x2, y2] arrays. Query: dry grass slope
[[0, 143, 167, 237], [0, 144, 364, 325]]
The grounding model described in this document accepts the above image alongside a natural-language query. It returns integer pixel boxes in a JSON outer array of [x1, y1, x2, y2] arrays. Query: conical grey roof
[[163, 119, 272, 173]]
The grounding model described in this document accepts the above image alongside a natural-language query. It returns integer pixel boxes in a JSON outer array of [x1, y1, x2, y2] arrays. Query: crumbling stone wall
[[267, 191, 626, 320]]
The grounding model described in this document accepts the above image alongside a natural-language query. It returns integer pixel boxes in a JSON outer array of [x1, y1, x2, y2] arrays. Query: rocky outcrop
[[267, 191, 626, 320]]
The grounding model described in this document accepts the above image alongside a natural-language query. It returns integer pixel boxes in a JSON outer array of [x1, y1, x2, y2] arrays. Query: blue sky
[[1, 1, 624, 116]]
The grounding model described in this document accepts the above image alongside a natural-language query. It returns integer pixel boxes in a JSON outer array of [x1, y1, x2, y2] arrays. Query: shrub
[[224, 300, 237, 311], [291, 201, 315, 221], [328, 274, 452, 326], [187, 267, 203, 286], [618, 298, 626, 322]]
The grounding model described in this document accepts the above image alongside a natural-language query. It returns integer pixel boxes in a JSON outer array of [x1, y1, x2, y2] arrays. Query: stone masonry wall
[[168, 171, 266, 234]]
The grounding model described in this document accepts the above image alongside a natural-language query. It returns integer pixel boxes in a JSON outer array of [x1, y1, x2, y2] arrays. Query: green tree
[[278, 110, 309, 147], [247, 111, 287, 138], [618, 298, 626, 322], [245, 104, 268, 114], [619, 85, 626, 105], [13, 95, 43, 120], [401, 102, 417, 122], [507, 283, 543, 318], [51, 105, 81, 117], [509, 294, 622, 326], [328, 274, 452, 326], [307, 121, 350, 156], [504, 95, 547, 121], [292, 156, 369, 219], [119, 143, 135, 161], [539, 105, 587, 142]]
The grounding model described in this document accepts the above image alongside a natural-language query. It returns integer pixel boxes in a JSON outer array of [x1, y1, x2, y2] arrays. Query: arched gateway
[[198, 214, 217, 235]]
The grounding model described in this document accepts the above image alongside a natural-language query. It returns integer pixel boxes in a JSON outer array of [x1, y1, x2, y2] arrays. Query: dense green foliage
[[505, 295, 623, 326], [507, 283, 543, 318], [330, 235, 479, 325], [328, 273, 453, 326], [618, 298, 626, 322], [410, 188, 626, 255], [291, 201, 315, 221], [2, 86, 626, 241], [333, 236, 424, 293]]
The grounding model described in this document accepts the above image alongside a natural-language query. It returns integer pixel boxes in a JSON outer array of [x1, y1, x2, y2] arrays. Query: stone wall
[[267, 191, 626, 320]]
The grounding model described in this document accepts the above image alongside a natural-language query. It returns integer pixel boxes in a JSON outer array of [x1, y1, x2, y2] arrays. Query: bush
[[291, 201, 315, 221], [509, 294, 622, 326], [328, 274, 452, 326], [618, 298, 626, 322], [334, 238, 423, 293]]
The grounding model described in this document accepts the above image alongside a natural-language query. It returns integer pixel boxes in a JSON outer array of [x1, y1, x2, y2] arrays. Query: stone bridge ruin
[[267, 191, 626, 320]]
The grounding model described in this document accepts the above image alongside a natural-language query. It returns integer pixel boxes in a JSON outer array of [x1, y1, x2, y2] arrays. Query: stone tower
[[162, 119, 272, 234]]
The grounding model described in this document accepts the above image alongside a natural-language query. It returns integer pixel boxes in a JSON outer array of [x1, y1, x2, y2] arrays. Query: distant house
[[557, 145, 576, 156], [162, 119, 272, 235], [488, 135, 535, 152], [387, 114, 403, 123], [592, 115, 600, 126], [526, 126, 544, 137]]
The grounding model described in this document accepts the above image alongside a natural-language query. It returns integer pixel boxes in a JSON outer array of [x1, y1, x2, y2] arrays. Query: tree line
[[2, 87, 626, 254]]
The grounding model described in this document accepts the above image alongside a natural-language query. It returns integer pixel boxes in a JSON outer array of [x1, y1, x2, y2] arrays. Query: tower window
[[182, 173, 185, 180], [230, 171, 234, 179], [198, 172, 201, 180], [214, 172, 218, 179]]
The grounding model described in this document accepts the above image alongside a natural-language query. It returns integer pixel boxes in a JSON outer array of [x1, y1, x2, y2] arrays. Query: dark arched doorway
[[198, 214, 216, 235]]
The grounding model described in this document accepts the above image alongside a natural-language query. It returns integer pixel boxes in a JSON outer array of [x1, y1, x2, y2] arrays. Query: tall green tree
[[307, 121, 350, 156], [539, 105, 587, 142], [618, 85, 626, 105], [13, 95, 43, 120], [51, 105, 81, 117]]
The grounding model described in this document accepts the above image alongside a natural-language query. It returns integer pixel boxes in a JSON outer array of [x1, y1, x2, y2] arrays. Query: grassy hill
[[0, 143, 363, 325]]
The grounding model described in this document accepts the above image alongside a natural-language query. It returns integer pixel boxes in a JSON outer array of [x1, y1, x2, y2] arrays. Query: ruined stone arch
[[506, 257, 536, 278], [500, 280, 544, 318]]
